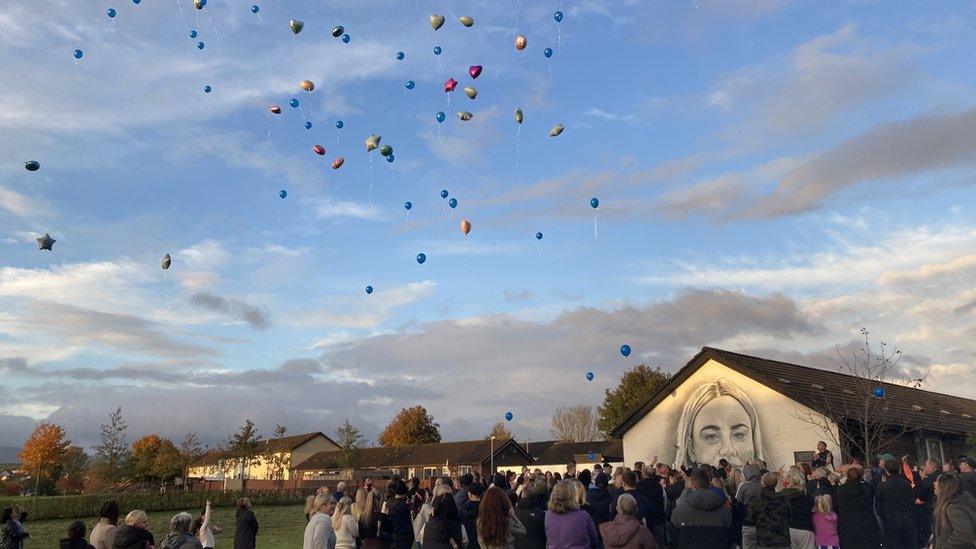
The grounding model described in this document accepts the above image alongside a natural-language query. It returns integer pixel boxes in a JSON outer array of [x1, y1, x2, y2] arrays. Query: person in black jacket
[[636, 465, 667, 547], [914, 459, 941, 549], [835, 466, 880, 549], [423, 492, 463, 549], [875, 459, 916, 549], [60, 520, 95, 549], [514, 483, 546, 549], [387, 482, 414, 549], [669, 468, 731, 549], [113, 510, 155, 549], [233, 498, 258, 549], [779, 468, 815, 548], [611, 471, 652, 526], [1, 507, 29, 549], [460, 482, 483, 549], [587, 473, 613, 527]]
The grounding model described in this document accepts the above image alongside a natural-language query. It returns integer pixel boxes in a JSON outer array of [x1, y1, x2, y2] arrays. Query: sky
[[3, 0, 976, 451]]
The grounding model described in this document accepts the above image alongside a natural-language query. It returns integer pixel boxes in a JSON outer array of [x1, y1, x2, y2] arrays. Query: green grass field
[[23, 504, 306, 548]]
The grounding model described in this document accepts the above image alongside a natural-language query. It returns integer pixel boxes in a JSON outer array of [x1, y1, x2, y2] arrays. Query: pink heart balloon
[[469, 65, 483, 79]]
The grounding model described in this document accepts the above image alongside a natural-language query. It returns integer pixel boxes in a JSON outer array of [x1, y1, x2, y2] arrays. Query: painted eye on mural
[[732, 428, 749, 442], [701, 431, 719, 444]]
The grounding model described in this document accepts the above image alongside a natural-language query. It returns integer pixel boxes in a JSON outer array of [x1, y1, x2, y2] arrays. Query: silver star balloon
[[37, 233, 55, 251]]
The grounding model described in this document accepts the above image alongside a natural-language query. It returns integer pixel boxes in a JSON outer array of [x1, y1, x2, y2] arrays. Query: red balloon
[[268, 105, 282, 114], [444, 78, 458, 93], [469, 65, 483, 79], [313, 144, 326, 156], [332, 157, 345, 170]]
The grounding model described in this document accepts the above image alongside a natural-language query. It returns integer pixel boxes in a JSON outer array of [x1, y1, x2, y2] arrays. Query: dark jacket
[[635, 476, 667, 526], [387, 498, 414, 548], [422, 516, 463, 549], [735, 464, 762, 507], [60, 540, 95, 549], [669, 488, 731, 549], [587, 486, 613, 526], [612, 489, 651, 525], [836, 481, 881, 549], [779, 488, 814, 532], [0, 520, 28, 549], [513, 500, 546, 549], [160, 532, 203, 549], [233, 507, 258, 549], [743, 487, 790, 548], [875, 474, 916, 548], [112, 525, 155, 549], [933, 491, 976, 549], [454, 487, 470, 511], [599, 515, 656, 549], [460, 500, 481, 549]]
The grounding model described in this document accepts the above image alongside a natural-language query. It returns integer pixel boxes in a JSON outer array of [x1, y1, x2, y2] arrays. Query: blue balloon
[[107, 8, 117, 17], [873, 386, 885, 398], [416, 253, 426, 265], [342, 33, 350, 43], [73, 49, 84, 59], [436, 111, 446, 123], [404, 201, 412, 210], [251, 4, 259, 13], [504, 411, 514, 422], [204, 85, 212, 93], [433, 45, 442, 55], [590, 197, 600, 209], [620, 344, 631, 357], [536, 232, 544, 240], [449, 198, 458, 209], [190, 30, 198, 38], [544, 47, 553, 59], [197, 41, 205, 50], [405, 80, 415, 90], [386, 154, 395, 163], [336, 120, 344, 129], [586, 371, 594, 381], [133, 0, 141, 4], [554, 10, 563, 22], [440, 190, 449, 199], [396, 51, 405, 60], [305, 121, 313, 129], [588, 451, 596, 461], [279, 189, 287, 199], [289, 98, 299, 108], [365, 285, 373, 295]]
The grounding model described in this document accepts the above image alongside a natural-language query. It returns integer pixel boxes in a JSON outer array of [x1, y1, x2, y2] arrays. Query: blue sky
[[3, 0, 976, 449]]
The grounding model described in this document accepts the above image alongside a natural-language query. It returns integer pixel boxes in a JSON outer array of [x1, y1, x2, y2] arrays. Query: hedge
[[0, 489, 305, 521]]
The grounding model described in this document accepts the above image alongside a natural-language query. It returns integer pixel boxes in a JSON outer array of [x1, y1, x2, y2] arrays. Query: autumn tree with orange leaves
[[378, 405, 441, 448], [19, 422, 70, 495]]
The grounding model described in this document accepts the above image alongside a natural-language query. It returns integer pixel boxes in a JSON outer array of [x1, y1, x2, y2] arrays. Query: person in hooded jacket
[[735, 463, 762, 508], [112, 510, 155, 549], [460, 482, 484, 549], [636, 465, 667, 547], [515, 483, 547, 549], [599, 494, 656, 549], [741, 473, 790, 549], [587, 473, 613, 527], [932, 473, 976, 549], [669, 468, 731, 549], [386, 482, 414, 549], [160, 512, 204, 549], [874, 459, 916, 549], [233, 498, 258, 549], [611, 471, 651, 526], [423, 491, 464, 549], [835, 466, 880, 549], [779, 467, 815, 549]]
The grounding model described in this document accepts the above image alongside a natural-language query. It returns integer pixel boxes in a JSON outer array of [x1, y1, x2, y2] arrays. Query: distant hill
[[0, 446, 20, 465]]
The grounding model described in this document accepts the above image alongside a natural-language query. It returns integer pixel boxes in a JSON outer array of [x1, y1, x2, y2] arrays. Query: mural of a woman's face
[[689, 395, 755, 467]]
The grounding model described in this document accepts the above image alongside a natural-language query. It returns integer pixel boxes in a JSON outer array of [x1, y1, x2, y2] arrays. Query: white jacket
[[303, 512, 336, 549], [334, 515, 359, 549]]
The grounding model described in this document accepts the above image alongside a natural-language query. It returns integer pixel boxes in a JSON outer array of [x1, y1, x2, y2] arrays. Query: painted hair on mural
[[674, 378, 765, 468]]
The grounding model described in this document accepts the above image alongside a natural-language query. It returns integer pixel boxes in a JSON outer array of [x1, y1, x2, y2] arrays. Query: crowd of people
[[2, 442, 975, 549]]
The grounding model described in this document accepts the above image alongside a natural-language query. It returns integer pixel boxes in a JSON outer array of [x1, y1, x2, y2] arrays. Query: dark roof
[[294, 438, 535, 471], [192, 432, 335, 466], [528, 440, 623, 465], [612, 347, 976, 438]]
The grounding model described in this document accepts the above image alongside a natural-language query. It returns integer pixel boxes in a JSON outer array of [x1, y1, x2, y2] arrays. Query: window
[[457, 465, 472, 475], [422, 467, 438, 479], [925, 438, 944, 462]]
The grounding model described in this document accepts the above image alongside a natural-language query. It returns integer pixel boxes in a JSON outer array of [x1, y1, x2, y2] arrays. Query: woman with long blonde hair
[[332, 496, 358, 549], [544, 480, 597, 549], [353, 487, 383, 548]]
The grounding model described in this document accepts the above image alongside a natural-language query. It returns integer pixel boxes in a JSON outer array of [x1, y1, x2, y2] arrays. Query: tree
[[94, 407, 130, 485], [792, 329, 926, 463], [228, 419, 261, 492], [152, 439, 184, 483], [378, 406, 441, 448], [486, 420, 513, 441], [178, 431, 203, 488], [19, 422, 70, 496], [265, 424, 290, 486], [597, 364, 671, 438], [551, 405, 601, 442], [55, 446, 89, 494], [335, 418, 365, 468], [131, 434, 164, 482]]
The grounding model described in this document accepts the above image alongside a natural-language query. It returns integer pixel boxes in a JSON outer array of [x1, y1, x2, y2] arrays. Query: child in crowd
[[812, 493, 839, 549]]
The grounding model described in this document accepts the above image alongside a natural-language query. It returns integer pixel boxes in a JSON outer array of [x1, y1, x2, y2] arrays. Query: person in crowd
[[1, 507, 29, 549], [959, 457, 976, 498], [461, 481, 485, 549], [531, 481, 550, 512], [191, 500, 222, 549], [587, 472, 613, 527], [90, 500, 119, 549], [61, 520, 95, 549], [723, 467, 743, 500], [812, 493, 838, 549], [415, 484, 451, 545], [234, 498, 258, 549], [603, 464, 614, 478], [333, 496, 359, 549], [113, 510, 155, 549], [835, 466, 880, 549], [386, 481, 415, 549], [611, 470, 650, 525], [353, 487, 383, 548], [333, 482, 348, 506], [571, 479, 595, 523], [423, 488, 464, 549], [742, 472, 791, 549], [577, 470, 592, 494], [665, 469, 684, 511], [455, 474, 474, 511], [304, 496, 317, 522], [780, 466, 815, 549], [477, 486, 526, 549], [160, 512, 203, 549], [869, 454, 893, 492], [599, 494, 656, 549], [636, 464, 667, 546], [303, 495, 337, 549], [735, 463, 762, 507], [875, 459, 915, 549], [514, 483, 547, 549], [811, 441, 834, 469], [914, 458, 942, 548], [669, 468, 731, 549], [566, 462, 578, 480], [932, 473, 976, 548], [544, 480, 598, 549], [633, 462, 645, 481]]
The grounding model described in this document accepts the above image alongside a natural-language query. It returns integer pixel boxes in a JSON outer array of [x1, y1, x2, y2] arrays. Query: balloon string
[[404, 211, 410, 232], [515, 125, 521, 168], [368, 153, 374, 205], [515, 0, 523, 32], [593, 213, 599, 241], [176, 0, 183, 13], [537, 241, 542, 258], [267, 114, 271, 140]]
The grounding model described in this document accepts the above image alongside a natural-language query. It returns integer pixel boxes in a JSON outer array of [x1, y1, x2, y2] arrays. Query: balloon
[[331, 157, 345, 169], [107, 8, 117, 17], [590, 197, 600, 209], [25, 160, 40, 172], [433, 45, 442, 55], [365, 285, 373, 295], [73, 49, 84, 59], [457, 111, 473, 121], [444, 78, 458, 92], [620, 344, 631, 357], [469, 65, 483, 79], [416, 253, 427, 265], [133, 0, 141, 4], [440, 190, 449, 199], [197, 41, 205, 50], [536, 232, 543, 240], [342, 33, 350, 43], [161, 253, 172, 270], [404, 201, 412, 210], [194, 0, 205, 8], [365, 135, 381, 152], [396, 51, 405, 60], [289, 19, 304, 34], [515, 108, 523, 124], [549, 124, 565, 137], [300, 80, 315, 92], [336, 120, 344, 129], [873, 387, 885, 398], [312, 144, 326, 156], [554, 10, 564, 22], [459, 16, 474, 27], [305, 121, 313, 129], [289, 98, 299, 108], [379, 145, 393, 157], [504, 411, 513, 422], [460, 219, 471, 235], [268, 105, 282, 114], [332, 25, 345, 38], [279, 189, 288, 199], [588, 451, 596, 461], [37, 233, 55, 251], [405, 80, 415, 90], [449, 198, 458, 209], [436, 111, 446, 123], [586, 371, 594, 381], [464, 86, 477, 99], [203, 85, 212, 93], [429, 14, 445, 30], [544, 47, 553, 58], [190, 30, 198, 38], [515, 35, 528, 51], [386, 154, 395, 163], [251, 5, 259, 13]]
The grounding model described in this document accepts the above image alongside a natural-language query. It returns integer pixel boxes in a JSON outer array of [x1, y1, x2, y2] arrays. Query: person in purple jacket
[[544, 480, 598, 549]]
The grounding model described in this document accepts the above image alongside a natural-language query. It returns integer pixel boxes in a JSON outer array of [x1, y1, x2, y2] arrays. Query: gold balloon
[[459, 16, 474, 27], [515, 108, 523, 124], [300, 80, 314, 92], [515, 35, 528, 51], [364, 134, 381, 152], [461, 219, 472, 235], [457, 111, 473, 121], [194, 0, 205, 9], [548, 124, 565, 137], [464, 86, 478, 100], [430, 14, 445, 30]]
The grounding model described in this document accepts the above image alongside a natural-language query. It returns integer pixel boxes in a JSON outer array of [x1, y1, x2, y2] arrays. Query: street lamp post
[[490, 436, 496, 476]]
